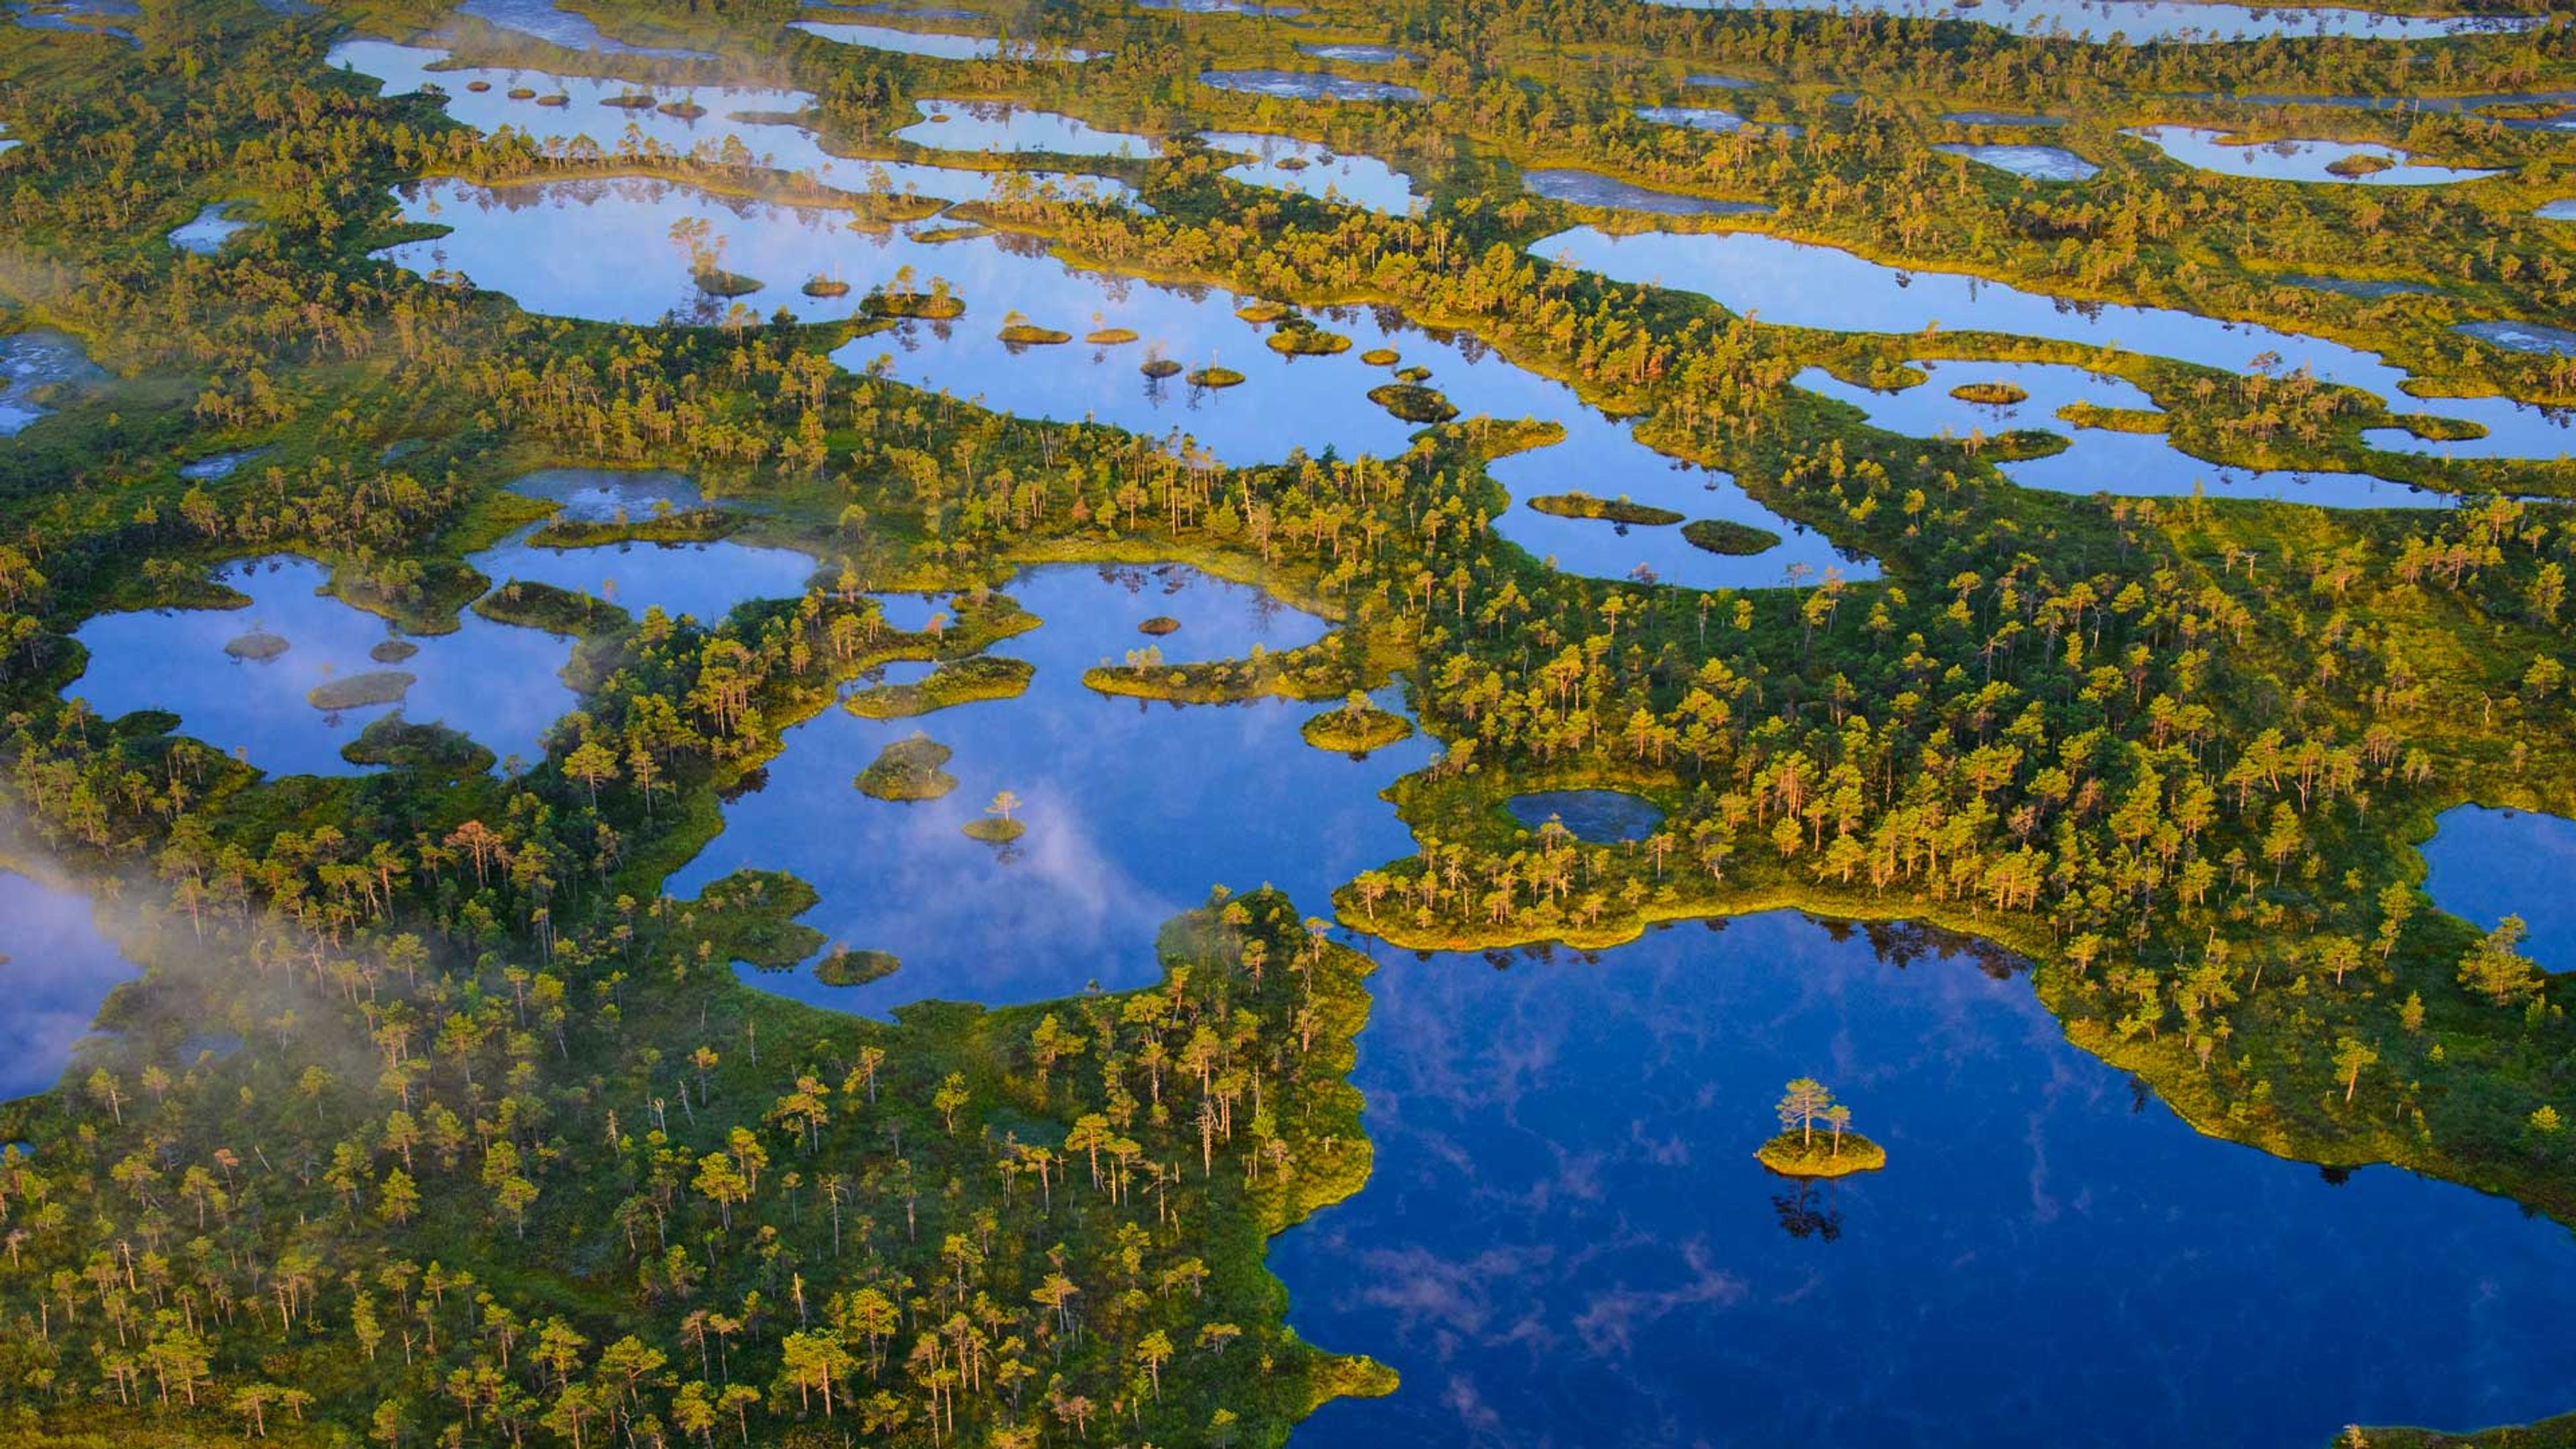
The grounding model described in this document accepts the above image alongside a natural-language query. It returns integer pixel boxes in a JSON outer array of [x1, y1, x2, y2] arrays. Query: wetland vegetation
[[5, 0, 2576, 1445]]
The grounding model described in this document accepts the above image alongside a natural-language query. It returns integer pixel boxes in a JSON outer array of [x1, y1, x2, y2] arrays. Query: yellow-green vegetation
[[863, 282, 965, 319], [812, 945, 902, 986], [1189, 365, 1246, 388], [800, 276, 852, 298], [1085, 326, 1138, 343], [2059, 400, 2169, 433], [1527, 492, 1686, 526], [961, 814, 1026, 843], [1360, 347, 1400, 366], [2328, 152, 2396, 178], [1757, 1131, 1888, 1177], [1268, 321, 1354, 355], [304, 669, 415, 711], [1234, 300, 1288, 323], [853, 730, 958, 800], [338, 715, 498, 779], [691, 268, 763, 298], [473, 578, 632, 635], [1302, 692, 1415, 755], [1680, 517, 1784, 555], [2349, 1415, 2576, 1449], [527, 505, 737, 547], [843, 654, 1035, 718], [221, 628, 288, 660], [997, 322, 1073, 345], [1140, 356, 1183, 378], [1367, 382, 1456, 422], [1950, 381, 2030, 405], [1758, 1078, 1884, 1176]]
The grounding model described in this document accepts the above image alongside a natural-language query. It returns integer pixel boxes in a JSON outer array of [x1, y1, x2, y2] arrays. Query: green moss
[[1141, 358, 1183, 378], [692, 268, 763, 298], [2058, 400, 2169, 433], [1234, 300, 1289, 323], [998, 323, 1073, 345], [2395, 413, 2491, 442], [1267, 324, 1352, 356], [368, 638, 419, 664], [2326, 152, 2395, 178], [801, 276, 853, 298], [337, 715, 496, 777], [1189, 366, 1247, 388], [1301, 703, 1414, 755], [474, 580, 632, 637], [1527, 492, 1684, 525], [1087, 327, 1140, 343], [1680, 517, 1784, 555], [865, 288, 967, 319], [222, 629, 288, 661], [1756, 1131, 1888, 1178], [855, 731, 959, 800], [1949, 381, 2029, 405], [814, 947, 902, 986], [845, 655, 1035, 718], [962, 815, 1026, 843], [305, 670, 415, 712], [1368, 382, 1457, 423], [1360, 347, 1400, 366]]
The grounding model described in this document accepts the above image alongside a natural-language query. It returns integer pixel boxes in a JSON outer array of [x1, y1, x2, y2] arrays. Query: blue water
[[1638, 0, 2528, 43], [1203, 130, 1421, 215], [2422, 805, 2576, 975], [168, 202, 252, 254], [1523, 168, 1772, 217], [1934, 143, 2098, 181], [0, 870, 142, 1101], [450, 0, 712, 57], [377, 177, 1845, 589], [1534, 225, 2576, 466], [2126, 125, 2501, 186], [1279, 914, 2576, 1448], [1505, 789, 1664, 843], [1199, 70, 1423, 103], [672, 563, 1439, 1012], [1794, 358, 2451, 508], [63, 473, 816, 775], [790, 20, 1107, 62]]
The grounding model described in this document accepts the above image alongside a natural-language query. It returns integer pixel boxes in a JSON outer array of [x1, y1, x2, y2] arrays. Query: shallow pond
[[2278, 272, 2436, 299], [2422, 805, 2576, 975], [1202, 130, 1421, 215], [450, 0, 713, 57], [790, 19, 1106, 61], [2459, 319, 2576, 358], [1532, 225, 2576, 466], [0, 328, 104, 436], [1934, 142, 2098, 181], [1489, 411, 1876, 589], [1138, 0, 1304, 12], [1277, 912, 2576, 1447], [178, 446, 271, 480], [332, 41, 1142, 207], [2541, 199, 2576, 221], [1199, 69, 1422, 103], [1794, 359, 2449, 508], [1638, 0, 2526, 43], [8, 0, 137, 46], [380, 176, 1843, 587], [1944, 109, 2065, 125], [670, 562, 1438, 1012], [168, 202, 252, 254], [1635, 104, 1745, 134], [1505, 788, 1663, 843], [65, 473, 814, 775], [0, 871, 142, 1102], [1295, 42, 1413, 63], [1523, 168, 1772, 217], [896, 98, 1159, 158], [2126, 125, 2501, 186]]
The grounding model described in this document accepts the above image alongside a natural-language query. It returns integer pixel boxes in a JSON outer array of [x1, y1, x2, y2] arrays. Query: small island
[[1756, 1077, 1886, 1178], [1949, 380, 2029, 405], [855, 731, 958, 800], [814, 945, 901, 987], [1527, 492, 1685, 526], [1301, 691, 1414, 755], [1681, 517, 1783, 556], [306, 669, 416, 712], [223, 629, 289, 661], [1368, 382, 1457, 423], [961, 789, 1026, 843]]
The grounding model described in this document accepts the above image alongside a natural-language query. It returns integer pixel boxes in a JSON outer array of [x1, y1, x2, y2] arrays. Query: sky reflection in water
[[1278, 914, 2576, 1448]]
